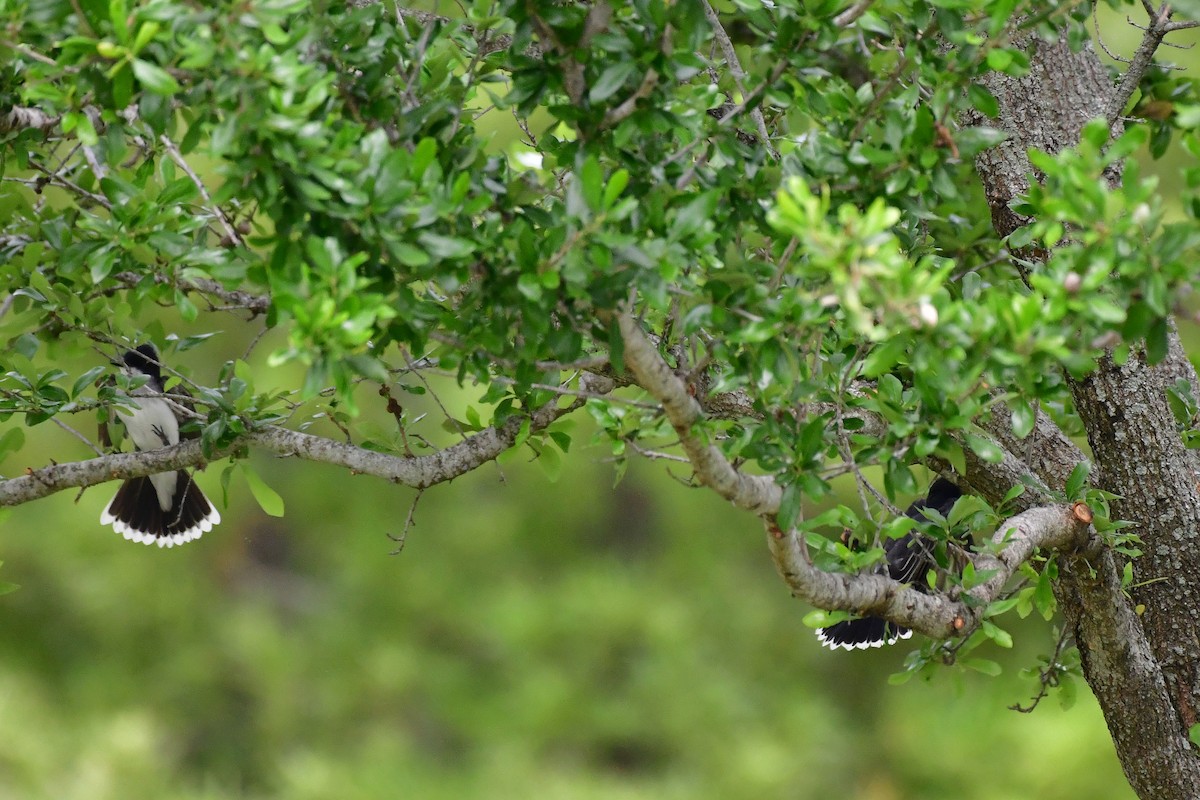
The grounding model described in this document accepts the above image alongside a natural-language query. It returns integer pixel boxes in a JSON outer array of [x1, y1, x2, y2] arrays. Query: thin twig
[[700, 0, 778, 159], [53, 417, 105, 456], [1106, 3, 1193, 125], [601, 69, 660, 129], [833, 0, 874, 27], [624, 438, 691, 464], [389, 489, 424, 554], [27, 160, 112, 208], [159, 134, 243, 247], [1093, 3, 1132, 64], [0, 39, 58, 66], [1010, 624, 1074, 713]]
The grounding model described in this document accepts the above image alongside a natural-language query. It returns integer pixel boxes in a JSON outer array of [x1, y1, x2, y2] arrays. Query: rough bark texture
[[0, 401, 579, 507], [968, 35, 1118, 237], [1072, 354, 1200, 763], [618, 311, 1094, 639], [967, 33, 1200, 798]]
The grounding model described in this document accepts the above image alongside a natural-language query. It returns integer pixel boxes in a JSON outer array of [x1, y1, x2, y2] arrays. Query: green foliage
[[0, 0, 1198, 785], [5, 0, 1197, 485], [1013, 123, 1200, 367]]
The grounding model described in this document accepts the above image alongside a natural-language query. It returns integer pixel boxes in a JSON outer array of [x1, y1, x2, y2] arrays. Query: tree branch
[[768, 502, 1092, 639], [618, 312, 781, 515], [833, 0, 874, 28], [1107, 3, 1184, 125], [0, 106, 60, 134], [619, 309, 1094, 639], [112, 272, 271, 316], [0, 400, 578, 508], [700, 0, 778, 159], [159, 134, 243, 248]]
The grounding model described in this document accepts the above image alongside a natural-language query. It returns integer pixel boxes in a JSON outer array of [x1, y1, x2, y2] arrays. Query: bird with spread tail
[[816, 478, 964, 650], [99, 344, 220, 547]]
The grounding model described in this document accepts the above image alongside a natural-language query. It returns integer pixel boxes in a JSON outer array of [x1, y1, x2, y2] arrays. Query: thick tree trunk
[[966, 34, 1200, 798]]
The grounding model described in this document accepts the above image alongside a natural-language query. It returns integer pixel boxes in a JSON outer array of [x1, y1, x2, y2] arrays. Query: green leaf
[[1058, 674, 1077, 711], [1146, 317, 1169, 364], [589, 61, 638, 103], [962, 658, 1002, 676], [548, 430, 571, 453], [64, 111, 100, 147], [985, 596, 1021, 616], [608, 316, 625, 377], [671, 191, 719, 239], [1009, 400, 1035, 439], [417, 232, 474, 260], [346, 354, 390, 383], [131, 59, 180, 95], [0, 427, 26, 459], [1189, 722, 1200, 747], [985, 48, 1012, 72], [109, 0, 129, 43], [1007, 224, 1034, 249], [112, 63, 133, 111], [968, 85, 999, 118], [176, 291, 198, 323], [71, 366, 106, 398], [861, 336, 908, 378], [579, 156, 603, 213], [964, 433, 1004, 464], [603, 169, 629, 209], [1002, 483, 1026, 505], [946, 494, 988, 528], [981, 620, 1013, 648], [802, 609, 847, 629], [243, 463, 285, 517], [1065, 462, 1090, 499], [132, 20, 160, 53], [538, 441, 563, 483], [1034, 565, 1057, 620], [157, 177, 198, 206], [777, 483, 803, 532]]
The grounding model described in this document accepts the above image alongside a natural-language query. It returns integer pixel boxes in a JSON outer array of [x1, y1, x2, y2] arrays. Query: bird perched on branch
[[99, 344, 220, 547], [816, 478, 963, 650]]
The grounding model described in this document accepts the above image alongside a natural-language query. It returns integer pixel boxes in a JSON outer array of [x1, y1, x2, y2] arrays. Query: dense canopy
[[4, 1, 1200, 797]]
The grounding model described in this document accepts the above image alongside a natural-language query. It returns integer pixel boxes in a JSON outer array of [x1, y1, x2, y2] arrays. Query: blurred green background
[[0, 335, 1134, 799]]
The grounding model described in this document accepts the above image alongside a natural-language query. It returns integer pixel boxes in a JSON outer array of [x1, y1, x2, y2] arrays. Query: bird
[[99, 344, 221, 547], [816, 478, 964, 650]]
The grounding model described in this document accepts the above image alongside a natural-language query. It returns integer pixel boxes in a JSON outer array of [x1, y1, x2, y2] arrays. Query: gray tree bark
[[966, 33, 1200, 798]]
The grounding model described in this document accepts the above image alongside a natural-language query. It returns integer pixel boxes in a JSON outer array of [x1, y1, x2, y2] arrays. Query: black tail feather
[[100, 471, 220, 547], [816, 617, 912, 650]]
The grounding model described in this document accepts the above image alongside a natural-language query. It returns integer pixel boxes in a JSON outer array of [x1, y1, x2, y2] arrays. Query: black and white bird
[[816, 478, 963, 650], [99, 344, 220, 547]]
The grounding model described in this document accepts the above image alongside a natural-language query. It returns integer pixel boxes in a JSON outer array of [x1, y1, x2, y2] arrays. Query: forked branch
[[617, 310, 1093, 640]]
